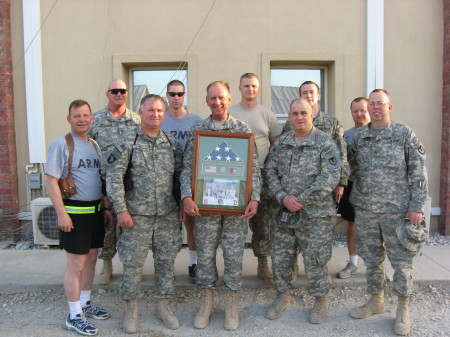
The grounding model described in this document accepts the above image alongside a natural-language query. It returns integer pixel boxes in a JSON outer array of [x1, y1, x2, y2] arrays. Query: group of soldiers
[[45, 74, 428, 336]]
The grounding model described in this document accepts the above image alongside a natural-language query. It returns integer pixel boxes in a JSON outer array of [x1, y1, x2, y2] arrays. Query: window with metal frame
[[270, 66, 326, 123], [130, 68, 188, 112]]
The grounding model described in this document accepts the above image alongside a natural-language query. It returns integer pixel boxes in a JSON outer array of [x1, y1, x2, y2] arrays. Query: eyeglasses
[[167, 92, 185, 97], [108, 89, 127, 95], [368, 101, 389, 107]]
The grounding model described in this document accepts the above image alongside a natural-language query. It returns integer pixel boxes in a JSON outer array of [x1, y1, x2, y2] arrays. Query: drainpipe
[[22, 0, 46, 209], [23, 0, 46, 164], [367, 0, 384, 93]]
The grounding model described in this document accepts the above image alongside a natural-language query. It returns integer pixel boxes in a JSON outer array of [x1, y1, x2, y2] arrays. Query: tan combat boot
[[98, 259, 113, 285], [290, 253, 299, 284], [123, 299, 138, 333], [156, 299, 180, 330], [194, 289, 214, 329], [257, 256, 273, 285], [350, 291, 386, 319], [394, 296, 411, 336], [265, 292, 291, 320], [309, 296, 329, 324], [224, 291, 239, 331]]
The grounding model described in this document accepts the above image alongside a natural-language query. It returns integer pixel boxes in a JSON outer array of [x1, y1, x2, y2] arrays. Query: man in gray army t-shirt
[[161, 79, 201, 284]]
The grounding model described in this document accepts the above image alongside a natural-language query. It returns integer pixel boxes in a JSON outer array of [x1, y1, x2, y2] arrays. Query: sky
[[133, 69, 188, 97], [271, 69, 322, 87]]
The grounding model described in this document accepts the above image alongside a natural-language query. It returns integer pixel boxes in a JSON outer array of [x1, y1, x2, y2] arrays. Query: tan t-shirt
[[228, 104, 282, 166]]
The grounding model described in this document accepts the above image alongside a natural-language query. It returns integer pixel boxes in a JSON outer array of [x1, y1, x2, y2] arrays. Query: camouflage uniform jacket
[[89, 107, 141, 171], [348, 121, 428, 213], [180, 114, 261, 203], [263, 127, 341, 218], [106, 128, 183, 216], [283, 110, 349, 186]]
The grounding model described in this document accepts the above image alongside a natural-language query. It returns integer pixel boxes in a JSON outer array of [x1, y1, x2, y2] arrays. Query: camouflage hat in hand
[[274, 207, 301, 227], [396, 218, 428, 252]]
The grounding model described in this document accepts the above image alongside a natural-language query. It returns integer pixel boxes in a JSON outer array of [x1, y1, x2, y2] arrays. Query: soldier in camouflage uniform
[[89, 79, 141, 285], [181, 81, 261, 331], [348, 89, 428, 336], [106, 94, 183, 333], [282, 81, 349, 281], [263, 98, 341, 324], [282, 81, 348, 197]]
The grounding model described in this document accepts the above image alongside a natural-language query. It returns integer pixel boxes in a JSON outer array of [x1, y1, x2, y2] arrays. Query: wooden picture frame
[[192, 130, 254, 215]]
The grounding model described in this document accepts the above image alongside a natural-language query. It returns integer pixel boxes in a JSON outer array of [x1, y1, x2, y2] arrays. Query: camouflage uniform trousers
[[355, 208, 418, 297], [249, 187, 274, 257], [271, 216, 335, 296], [195, 214, 247, 291], [98, 202, 118, 259], [118, 211, 182, 300]]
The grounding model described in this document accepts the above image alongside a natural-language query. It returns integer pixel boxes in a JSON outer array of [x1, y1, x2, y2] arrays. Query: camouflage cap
[[275, 207, 301, 227], [396, 218, 428, 252]]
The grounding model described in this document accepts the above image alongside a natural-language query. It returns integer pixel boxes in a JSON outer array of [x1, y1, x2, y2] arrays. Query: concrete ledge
[[1, 246, 449, 288]]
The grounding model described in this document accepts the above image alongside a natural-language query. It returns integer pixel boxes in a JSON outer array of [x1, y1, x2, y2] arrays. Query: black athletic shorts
[[337, 180, 355, 222], [59, 199, 105, 255]]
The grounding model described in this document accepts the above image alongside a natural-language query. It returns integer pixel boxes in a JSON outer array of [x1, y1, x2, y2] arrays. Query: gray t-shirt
[[45, 132, 102, 201], [161, 111, 202, 151], [344, 127, 356, 145]]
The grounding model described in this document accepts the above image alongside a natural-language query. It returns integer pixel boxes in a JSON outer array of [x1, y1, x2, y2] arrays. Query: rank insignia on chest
[[107, 153, 116, 164]]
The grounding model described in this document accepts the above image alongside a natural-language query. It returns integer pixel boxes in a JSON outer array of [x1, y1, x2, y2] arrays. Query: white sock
[[80, 290, 91, 308], [189, 250, 197, 266], [349, 255, 358, 266], [68, 301, 82, 319]]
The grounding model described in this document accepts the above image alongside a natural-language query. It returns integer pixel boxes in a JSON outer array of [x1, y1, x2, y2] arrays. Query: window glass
[[131, 69, 187, 111], [271, 68, 324, 122]]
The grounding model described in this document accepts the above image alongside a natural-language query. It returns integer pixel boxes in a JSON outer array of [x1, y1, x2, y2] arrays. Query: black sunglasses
[[108, 89, 128, 95], [167, 92, 185, 97]]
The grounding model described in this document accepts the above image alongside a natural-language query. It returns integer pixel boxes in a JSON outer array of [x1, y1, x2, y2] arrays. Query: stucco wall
[[10, 0, 443, 218]]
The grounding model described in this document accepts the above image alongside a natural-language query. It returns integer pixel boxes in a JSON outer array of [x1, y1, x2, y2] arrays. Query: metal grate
[[37, 206, 59, 240]]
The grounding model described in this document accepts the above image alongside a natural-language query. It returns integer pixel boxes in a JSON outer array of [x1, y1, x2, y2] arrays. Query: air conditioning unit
[[31, 197, 59, 245]]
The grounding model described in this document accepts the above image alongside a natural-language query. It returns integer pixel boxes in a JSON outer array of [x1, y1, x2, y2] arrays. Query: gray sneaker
[[65, 314, 98, 336], [337, 262, 359, 279]]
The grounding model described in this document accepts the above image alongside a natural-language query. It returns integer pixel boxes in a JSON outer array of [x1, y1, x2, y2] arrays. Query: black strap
[[128, 133, 139, 167]]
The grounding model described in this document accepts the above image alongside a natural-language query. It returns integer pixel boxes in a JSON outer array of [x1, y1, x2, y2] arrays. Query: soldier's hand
[[179, 208, 186, 222], [117, 211, 134, 228], [58, 213, 74, 232], [406, 211, 424, 226], [242, 200, 258, 219], [183, 197, 200, 216], [282, 195, 303, 212], [333, 185, 344, 202], [103, 210, 113, 227]]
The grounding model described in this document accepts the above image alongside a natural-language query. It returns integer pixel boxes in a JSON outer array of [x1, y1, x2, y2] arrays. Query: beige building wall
[[10, 0, 442, 224], [384, 0, 443, 216]]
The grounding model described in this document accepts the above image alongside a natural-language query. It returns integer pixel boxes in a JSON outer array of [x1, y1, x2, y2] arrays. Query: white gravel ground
[[1, 282, 449, 337], [2, 233, 449, 336]]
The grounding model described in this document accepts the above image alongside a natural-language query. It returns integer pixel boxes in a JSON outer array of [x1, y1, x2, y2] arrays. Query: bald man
[[89, 79, 141, 284]]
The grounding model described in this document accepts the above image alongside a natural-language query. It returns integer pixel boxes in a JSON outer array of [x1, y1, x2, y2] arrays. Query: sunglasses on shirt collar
[[167, 92, 185, 97], [108, 89, 128, 95]]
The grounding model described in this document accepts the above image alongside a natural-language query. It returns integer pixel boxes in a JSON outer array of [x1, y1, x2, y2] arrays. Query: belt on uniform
[[64, 203, 102, 214]]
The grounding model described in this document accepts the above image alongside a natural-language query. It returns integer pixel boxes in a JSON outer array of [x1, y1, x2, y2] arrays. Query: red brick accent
[[0, 0, 20, 239]]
